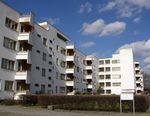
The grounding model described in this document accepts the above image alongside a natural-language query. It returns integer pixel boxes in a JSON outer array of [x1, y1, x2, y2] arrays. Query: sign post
[[120, 89, 135, 115]]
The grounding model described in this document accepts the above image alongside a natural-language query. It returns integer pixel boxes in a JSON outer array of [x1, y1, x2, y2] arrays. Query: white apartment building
[[98, 49, 144, 95], [0, 1, 144, 99]]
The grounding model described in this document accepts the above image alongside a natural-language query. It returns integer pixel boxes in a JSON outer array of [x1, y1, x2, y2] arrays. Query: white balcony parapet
[[87, 84, 92, 89], [18, 33, 32, 45], [85, 66, 92, 70], [19, 12, 34, 25], [66, 81, 74, 86], [15, 71, 28, 80], [66, 44, 74, 49], [66, 68, 74, 73], [16, 51, 31, 64], [66, 56, 74, 61], [85, 75, 92, 79]]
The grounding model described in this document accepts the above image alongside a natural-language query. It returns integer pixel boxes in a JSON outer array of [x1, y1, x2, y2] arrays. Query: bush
[[0, 99, 19, 105], [21, 94, 38, 106], [21, 94, 149, 112]]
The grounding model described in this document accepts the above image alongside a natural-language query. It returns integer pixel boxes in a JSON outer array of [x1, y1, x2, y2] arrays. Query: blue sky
[[3, 0, 150, 72]]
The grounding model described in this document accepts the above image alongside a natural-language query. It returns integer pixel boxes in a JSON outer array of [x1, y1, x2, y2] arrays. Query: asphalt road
[[0, 105, 149, 116]]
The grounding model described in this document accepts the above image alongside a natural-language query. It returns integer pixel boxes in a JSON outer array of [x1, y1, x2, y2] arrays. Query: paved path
[[0, 105, 149, 116]]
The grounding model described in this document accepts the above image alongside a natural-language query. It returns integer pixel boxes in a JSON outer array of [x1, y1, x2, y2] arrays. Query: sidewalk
[[0, 105, 149, 116]]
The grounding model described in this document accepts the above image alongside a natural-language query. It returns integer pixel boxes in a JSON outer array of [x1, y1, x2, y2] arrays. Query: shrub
[[21, 94, 38, 106], [22, 94, 149, 112], [0, 99, 19, 105]]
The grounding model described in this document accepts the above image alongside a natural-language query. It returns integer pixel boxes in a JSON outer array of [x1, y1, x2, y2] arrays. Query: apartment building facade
[[0, 1, 144, 99], [98, 49, 144, 95]]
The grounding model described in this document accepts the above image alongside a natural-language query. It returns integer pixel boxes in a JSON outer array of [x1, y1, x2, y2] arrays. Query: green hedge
[[22, 95, 149, 112]]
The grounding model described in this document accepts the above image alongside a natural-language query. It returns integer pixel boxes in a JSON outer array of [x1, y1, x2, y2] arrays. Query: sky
[[3, 0, 150, 73]]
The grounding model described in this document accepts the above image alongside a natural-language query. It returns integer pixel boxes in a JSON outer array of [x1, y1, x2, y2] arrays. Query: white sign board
[[121, 93, 134, 100]]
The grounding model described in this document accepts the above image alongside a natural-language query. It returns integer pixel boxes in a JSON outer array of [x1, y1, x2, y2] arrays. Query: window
[[112, 67, 120, 71], [48, 76, 51, 80], [99, 68, 104, 72], [49, 40, 53, 44], [99, 60, 104, 65], [99, 75, 104, 79], [1, 58, 15, 70], [56, 72, 59, 79], [5, 17, 18, 31], [35, 84, 39, 87], [36, 50, 40, 53], [49, 54, 52, 58], [60, 47, 66, 55], [77, 67, 79, 72], [105, 67, 110, 72], [49, 61, 52, 65], [37, 34, 41, 38], [60, 61, 65, 68], [106, 82, 111, 87], [106, 75, 111, 79], [106, 90, 111, 94], [36, 66, 40, 70], [60, 74, 65, 80], [105, 60, 110, 64], [43, 37, 47, 46], [49, 47, 52, 52], [49, 69, 52, 72], [3, 37, 16, 50], [48, 84, 51, 87], [112, 82, 121, 87], [60, 87, 65, 93], [112, 59, 120, 64], [5, 81, 13, 91], [100, 83, 104, 87], [112, 74, 121, 79], [56, 45, 59, 52], [42, 53, 46, 61], [42, 68, 46, 77], [56, 58, 59, 66]]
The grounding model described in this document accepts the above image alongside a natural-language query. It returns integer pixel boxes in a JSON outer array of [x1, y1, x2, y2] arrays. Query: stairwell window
[[43, 37, 47, 46], [42, 68, 46, 77], [42, 53, 46, 61], [3, 37, 16, 50]]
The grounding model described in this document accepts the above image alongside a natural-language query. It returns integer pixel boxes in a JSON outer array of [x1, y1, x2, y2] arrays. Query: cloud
[[133, 17, 141, 23], [42, 17, 60, 25], [99, 0, 150, 18], [117, 38, 150, 73], [79, 2, 92, 14], [81, 19, 126, 37], [80, 41, 95, 48], [100, 21, 126, 37]]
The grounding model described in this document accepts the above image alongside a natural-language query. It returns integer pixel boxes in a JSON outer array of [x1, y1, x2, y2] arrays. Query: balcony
[[66, 56, 74, 61], [19, 13, 34, 25], [16, 51, 31, 64], [66, 81, 74, 86], [85, 75, 92, 79], [18, 33, 32, 45]]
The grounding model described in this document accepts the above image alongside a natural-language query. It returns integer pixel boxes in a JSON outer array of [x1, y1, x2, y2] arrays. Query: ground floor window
[[5, 80, 13, 91]]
